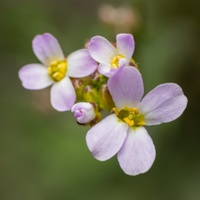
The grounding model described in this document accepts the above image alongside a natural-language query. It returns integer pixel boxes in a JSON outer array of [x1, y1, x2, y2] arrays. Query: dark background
[[0, 0, 200, 199]]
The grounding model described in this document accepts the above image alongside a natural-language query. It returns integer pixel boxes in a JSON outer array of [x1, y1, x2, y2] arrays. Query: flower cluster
[[18, 33, 188, 176]]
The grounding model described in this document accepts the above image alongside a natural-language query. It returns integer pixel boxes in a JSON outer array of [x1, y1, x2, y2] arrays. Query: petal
[[116, 34, 135, 61], [86, 114, 128, 161], [108, 66, 144, 109], [32, 33, 64, 66], [117, 127, 156, 176], [67, 49, 98, 78], [88, 36, 117, 64], [98, 59, 127, 77], [98, 63, 112, 77], [118, 57, 128, 67], [139, 83, 188, 125], [50, 77, 76, 111], [18, 64, 53, 90]]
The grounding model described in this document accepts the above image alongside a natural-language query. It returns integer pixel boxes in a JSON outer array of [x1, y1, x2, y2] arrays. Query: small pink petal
[[98, 63, 112, 77], [18, 64, 53, 90], [88, 36, 117, 64], [108, 66, 144, 109], [98, 61, 126, 77], [118, 57, 127, 68], [139, 83, 188, 125], [117, 127, 156, 176], [67, 49, 98, 78], [50, 77, 76, 111], [86, 114, 128, 161], [116, 34, 135, 61], [32, 33, 64, 66]]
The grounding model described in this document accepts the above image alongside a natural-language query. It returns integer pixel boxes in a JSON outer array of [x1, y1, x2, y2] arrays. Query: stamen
[[112, 107, 119, 114], [48, 60, 67, 81], [111, 54, 125, 68], [129, 108, 139, 115], [137, 120, 146, 126], [128, 114, 134, 119], [124, 117, 134, 126], [113, 107, 146, 127]]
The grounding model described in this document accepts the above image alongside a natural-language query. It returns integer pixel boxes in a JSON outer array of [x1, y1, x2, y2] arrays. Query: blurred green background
[[0, 0, 200, 199]]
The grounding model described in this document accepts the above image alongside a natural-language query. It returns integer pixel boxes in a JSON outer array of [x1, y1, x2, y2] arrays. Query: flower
[[86, 66, 188, 175], [88, 33, 135, 77], [71, 102, 96, 124], [18, 33, 97, 111]]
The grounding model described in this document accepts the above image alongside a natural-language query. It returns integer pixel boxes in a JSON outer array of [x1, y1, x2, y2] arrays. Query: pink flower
[[86, 67, 188, 175], [18, 33, 97, 111], [88, 34, 135, 77]]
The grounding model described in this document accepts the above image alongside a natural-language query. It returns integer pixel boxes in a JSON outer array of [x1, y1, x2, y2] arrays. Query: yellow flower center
[[111, 54, 125, 68], [48, 60, 67, 81], [113, 107, 145, 127]]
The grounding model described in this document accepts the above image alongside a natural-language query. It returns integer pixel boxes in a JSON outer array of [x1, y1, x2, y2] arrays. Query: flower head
[[71, 102, 96, 124], [18, 33, 98, 111], [86, 67, 188, 175], [88, 34, 135, 77]]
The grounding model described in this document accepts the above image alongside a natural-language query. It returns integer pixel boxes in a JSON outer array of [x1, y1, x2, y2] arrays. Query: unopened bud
[[99, 84, 115, 110], [71, 78, 85, 100], [71, 102, 96, 124], [82, 85, 98, 103]]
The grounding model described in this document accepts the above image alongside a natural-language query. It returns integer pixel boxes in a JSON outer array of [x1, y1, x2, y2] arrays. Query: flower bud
[[99, 84, 115, 110], [71, 78, 85, 100], [71, 102, 96, 124], [82, 85, 98, 103]]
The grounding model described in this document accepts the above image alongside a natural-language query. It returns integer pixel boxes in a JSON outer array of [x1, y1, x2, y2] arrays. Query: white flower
[[19, 33, 98, 111], [88, 33, 135, 77], [86, 67, 188, 175]]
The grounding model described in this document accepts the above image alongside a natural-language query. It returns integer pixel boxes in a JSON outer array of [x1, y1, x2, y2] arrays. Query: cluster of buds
[[18, 33, 187, 176], [71, 70, 115, 125]]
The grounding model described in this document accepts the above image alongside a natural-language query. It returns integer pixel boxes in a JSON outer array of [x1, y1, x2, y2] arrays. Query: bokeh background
[[0, 0, 200, 199]]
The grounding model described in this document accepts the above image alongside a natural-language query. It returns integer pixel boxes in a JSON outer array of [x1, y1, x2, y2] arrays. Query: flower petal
[[98, 58, 127, 77], [32, 33, 64, 66], [67, 49, 98, 78], [88, 36, 117, 64], [117, 127, 156, 176], [86, 114, 128, 161], [18, 64, 53, 90], [118, 57, 128, 68], [116, 34, 135, 61], [108, 66, 144, 109], [98, 63, 112, 77], [50, 77, 76, 111], [139, 83, 188, 125]]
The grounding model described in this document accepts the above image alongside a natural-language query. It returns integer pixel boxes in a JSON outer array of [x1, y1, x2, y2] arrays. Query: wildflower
[[71, 102, 96, 124], [86, 67, 187, 175], [18, 33, 97, 111], [88, 34, 135, 77]]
